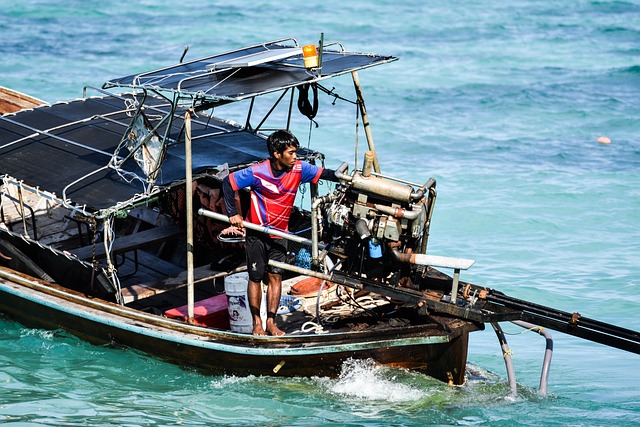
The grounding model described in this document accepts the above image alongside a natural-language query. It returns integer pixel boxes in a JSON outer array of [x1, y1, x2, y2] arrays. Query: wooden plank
[[414, 254, 475, 270], [121, 265, 238, 303], [73, 224, 183, 260], [120, 283, 159, 303], [126, 250, 183, 277], [0, 86, 44, 114]]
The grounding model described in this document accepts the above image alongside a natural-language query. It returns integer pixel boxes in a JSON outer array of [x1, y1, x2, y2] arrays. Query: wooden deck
[[120, 262, 244, 304], [73, 224, 183, 260]]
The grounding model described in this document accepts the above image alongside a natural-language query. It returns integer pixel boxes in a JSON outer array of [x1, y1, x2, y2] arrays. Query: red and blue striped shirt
[[227, 160, 323, 235]]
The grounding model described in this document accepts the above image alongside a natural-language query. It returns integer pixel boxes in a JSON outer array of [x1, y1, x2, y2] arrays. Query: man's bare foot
[[252, 325, 267, 336], [266, 324, 285, 336]]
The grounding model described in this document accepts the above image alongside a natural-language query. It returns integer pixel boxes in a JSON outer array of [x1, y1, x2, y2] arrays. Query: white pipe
[[198, 208, 326, 249], [492, 322, 518, 396], [311, 194, 335, 267], [512, 320, 553, 396], [388, 247, 475, 270], [373, 204, 422, 221]]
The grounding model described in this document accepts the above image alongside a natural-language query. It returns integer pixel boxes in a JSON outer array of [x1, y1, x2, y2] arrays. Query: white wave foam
[[329, 358, 428, 402]]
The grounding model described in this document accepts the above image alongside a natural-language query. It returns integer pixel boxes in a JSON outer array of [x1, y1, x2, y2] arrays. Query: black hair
[[266, 129, 299, 158]]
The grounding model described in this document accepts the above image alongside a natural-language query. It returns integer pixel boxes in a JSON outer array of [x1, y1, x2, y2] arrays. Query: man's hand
[[228, 214, 244, 229]]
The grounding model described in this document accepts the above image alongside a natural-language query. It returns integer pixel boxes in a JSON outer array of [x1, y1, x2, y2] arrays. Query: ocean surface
[[2, 1, 640, 425]]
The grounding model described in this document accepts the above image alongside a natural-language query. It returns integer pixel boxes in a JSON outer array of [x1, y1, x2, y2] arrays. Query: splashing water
[[329, 358, 429, 402]]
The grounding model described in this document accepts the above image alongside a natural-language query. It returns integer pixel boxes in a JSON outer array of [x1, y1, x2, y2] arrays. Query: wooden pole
[[184, 109, 195, 323], [351, 71, 380, 173]]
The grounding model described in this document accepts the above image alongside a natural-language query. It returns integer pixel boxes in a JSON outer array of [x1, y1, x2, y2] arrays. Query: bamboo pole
[[184, 109, 195, 323], [351, 71, 380, 173]]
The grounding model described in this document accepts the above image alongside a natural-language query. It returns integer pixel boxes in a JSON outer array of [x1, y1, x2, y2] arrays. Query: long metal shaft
[[198, 208, 326, 249], [200, 207, 640, 355], [487, 289, 640, 354]]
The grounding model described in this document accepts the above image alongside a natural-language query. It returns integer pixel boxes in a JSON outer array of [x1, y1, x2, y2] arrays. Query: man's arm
[[222, 175, 243, 228], [319, 167, 341, 183]]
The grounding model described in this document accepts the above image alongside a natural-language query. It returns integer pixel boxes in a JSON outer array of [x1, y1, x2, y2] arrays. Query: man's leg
[[248, 279, 266, 335], [265, 272, 285, 336], [245, 234, 268, 336]]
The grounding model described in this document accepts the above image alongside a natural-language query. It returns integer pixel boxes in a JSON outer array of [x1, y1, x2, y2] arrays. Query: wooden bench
[[120, 250, 183, 278], [73, 224, 183, 261]]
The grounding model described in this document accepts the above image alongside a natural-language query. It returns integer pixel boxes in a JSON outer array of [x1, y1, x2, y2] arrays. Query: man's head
[[266, 129, 300, 158]]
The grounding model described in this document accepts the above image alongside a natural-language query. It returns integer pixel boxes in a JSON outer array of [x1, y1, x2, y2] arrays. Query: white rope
[[289, 288, 392, 335], [298, 321, 328, 334], [102, 216, 123, 304]]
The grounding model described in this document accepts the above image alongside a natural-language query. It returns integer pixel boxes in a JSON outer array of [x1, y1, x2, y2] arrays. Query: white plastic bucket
[[224, 272, 266, 333]]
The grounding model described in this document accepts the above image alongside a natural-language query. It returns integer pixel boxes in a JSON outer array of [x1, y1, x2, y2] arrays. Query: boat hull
[[0, 266, 473, 384], [0, 86, 44, 114]]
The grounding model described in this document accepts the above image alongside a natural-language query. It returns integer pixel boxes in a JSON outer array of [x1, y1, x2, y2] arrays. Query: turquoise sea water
[[2, 1, 640, 425]]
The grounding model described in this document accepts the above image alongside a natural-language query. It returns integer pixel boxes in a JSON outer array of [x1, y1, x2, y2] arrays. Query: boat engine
[[315, 152, 437, 289]]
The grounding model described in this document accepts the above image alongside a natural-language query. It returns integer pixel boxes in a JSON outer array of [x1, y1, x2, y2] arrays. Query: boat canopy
[[0, 38, 396, 218], [103, 37, 397, 106], [0, 94, 272, 216]]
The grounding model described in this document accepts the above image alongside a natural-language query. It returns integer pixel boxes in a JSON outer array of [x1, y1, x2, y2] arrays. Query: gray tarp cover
[[0, 95, 267, 212]]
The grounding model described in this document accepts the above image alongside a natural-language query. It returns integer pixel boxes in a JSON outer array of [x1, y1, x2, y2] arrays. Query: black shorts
[[245, 232, 288, 282]]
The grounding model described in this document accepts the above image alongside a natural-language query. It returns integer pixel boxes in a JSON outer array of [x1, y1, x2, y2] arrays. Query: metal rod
[[486, 290, 640, 354], [254, 89, 290, 131], [0, 191, 37, 239], [179, 45, 189, 63], [17, 183, 28, 238], [451, 269, 461, 304], [185, 110, 195, 323], [318, 32, 324, 77], [512, 320, 553, 396], [0, 114, 120, 158], [198, 208, 326, 249], [245, 97, 255, 130], [287, 88, 295, 129], [351, 71, 380, 173], [491, 322, 518, 396], [268, 260, 333, 282], [311, 194, 334, 267]]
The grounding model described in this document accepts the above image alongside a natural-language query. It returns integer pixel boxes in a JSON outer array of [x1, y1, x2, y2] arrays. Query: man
[[222, 130, 339, 336]]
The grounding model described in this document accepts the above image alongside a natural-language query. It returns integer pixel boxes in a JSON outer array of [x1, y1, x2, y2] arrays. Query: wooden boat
[[0, 86, 44, 114], [0, 38, 481, 385], [1, 38, 638, 389]]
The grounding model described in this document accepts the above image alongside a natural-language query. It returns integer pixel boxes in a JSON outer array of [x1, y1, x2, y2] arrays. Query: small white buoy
[[597, 136, 611, 144]]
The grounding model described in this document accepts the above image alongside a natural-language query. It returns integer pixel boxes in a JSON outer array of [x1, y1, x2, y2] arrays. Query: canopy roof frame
[[1, 38, 396, 220], [103, 38, 397, 109]]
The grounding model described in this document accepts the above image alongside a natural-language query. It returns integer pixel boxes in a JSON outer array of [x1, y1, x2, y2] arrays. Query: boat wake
[[207, 358, 543, 406], [328, 359, 547, 406], [328, 358, 430, 402]]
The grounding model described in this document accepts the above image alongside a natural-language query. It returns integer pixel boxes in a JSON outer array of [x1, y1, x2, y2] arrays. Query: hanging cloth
[[297, 83, 319, 121]]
